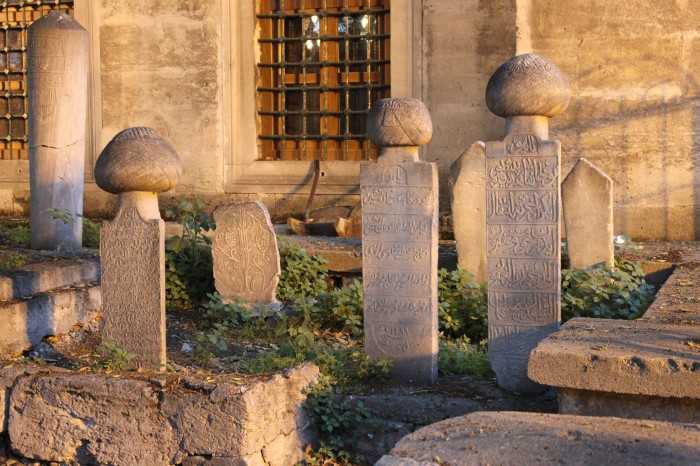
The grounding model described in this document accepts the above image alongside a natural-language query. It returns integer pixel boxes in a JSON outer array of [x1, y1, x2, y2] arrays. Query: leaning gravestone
[[562, 157, 614, 270], [484, 54, 570, 393], [28, 11, 88, 250], [95, 127, 182, 371], [362, 98, 438, 384], [449, 141, 487, 283], [212, 201, 281, 305]]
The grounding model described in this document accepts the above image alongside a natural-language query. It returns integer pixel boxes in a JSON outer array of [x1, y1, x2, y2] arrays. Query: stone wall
[[1, 0, 699, 239]]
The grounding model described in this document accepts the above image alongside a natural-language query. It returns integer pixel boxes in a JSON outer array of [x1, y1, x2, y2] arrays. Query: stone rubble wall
[[0, 364, 319, 466]]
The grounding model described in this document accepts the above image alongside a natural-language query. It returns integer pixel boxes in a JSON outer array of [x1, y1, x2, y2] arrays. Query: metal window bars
[[257, 0, 390, 161], [0, 0, 74, 161]]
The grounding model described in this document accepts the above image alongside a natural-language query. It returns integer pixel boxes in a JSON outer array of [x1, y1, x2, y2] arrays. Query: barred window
[[257, 0, 390, 162], [0, 0, 74, 161]]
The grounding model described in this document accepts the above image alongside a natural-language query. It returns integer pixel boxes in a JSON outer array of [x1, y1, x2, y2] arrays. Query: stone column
[[362, 98, 438, 384], [484, 54, 570, 393], [28, 11, 88, 250], [94, 127, 182, 371]]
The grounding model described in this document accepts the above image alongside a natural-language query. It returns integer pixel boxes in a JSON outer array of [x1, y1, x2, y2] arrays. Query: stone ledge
[[377, 411, 700, 466], [1, 363, 319, 466], [528, 317, 700, 399], [0, 257, 100, 302], [0, 284, 101, 356]]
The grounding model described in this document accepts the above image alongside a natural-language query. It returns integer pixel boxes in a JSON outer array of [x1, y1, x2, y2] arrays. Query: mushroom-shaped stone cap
[[94, 127, 181, 194], [486, 54, 570, 118], [367, 98, 433, 147]]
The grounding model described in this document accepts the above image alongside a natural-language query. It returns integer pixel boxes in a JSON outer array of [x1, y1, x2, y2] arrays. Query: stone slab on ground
[[0, 257, 100, 301], [377, 411, 700, 466], [0, 284, 100, 356], [2, 363, 318, 466], [528, 317, 700, 400]]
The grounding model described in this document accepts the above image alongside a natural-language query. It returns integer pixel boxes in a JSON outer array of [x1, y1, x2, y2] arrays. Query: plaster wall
[[519, 0, 700, 240], [1, 0, 699, 240]]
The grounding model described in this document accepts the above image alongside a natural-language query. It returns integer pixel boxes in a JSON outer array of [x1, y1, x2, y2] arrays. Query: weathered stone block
[[212, 201, 280, 304], [562, 157, 614, 269], [8, 374, 178, 465]]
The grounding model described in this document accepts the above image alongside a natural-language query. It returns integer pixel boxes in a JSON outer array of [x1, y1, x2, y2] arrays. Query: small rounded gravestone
[[485, 53, 570, 119], [95, 127, 181, 220], [367, 98, 433, 148]]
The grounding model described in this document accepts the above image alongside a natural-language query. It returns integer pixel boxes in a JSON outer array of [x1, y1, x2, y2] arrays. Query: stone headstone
[[95, 127, 182, 371], [362, 98, 439, 384], [212, 201, 281, 304], [562, 158, 614, 269], [484, 54, 570, 393], [28, 11, 88, 251], [449, 141, 487, 282]]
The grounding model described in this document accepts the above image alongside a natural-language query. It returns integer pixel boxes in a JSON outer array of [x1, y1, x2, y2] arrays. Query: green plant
[[200, 292, 250, 330], [438, 337, 493, 378], [91, 340, 136, 371], [303, 376, 370, 464], [165, 198, 215, 309], [315, 279, 364, 338], [437, 267, 488, 341], [277, 238, 330, 301], [0, 223, 30, 247], [561, 257, 655, 321], [46, 207, 101, 247], [0, 252, 27, 269]]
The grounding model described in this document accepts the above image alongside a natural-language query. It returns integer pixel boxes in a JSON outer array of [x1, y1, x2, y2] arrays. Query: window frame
[[223, 0, 422, 195]]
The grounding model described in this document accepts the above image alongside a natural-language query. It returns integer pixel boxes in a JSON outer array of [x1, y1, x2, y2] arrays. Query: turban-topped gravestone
[[361, 98, 439, 384], [95, 127, 181, 371], [484, 54, 570, 393]]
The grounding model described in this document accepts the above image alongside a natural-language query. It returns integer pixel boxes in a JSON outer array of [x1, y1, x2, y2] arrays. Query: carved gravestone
[[449, 141, 487, 282], [95, 127, 182, 371], [562, 158, 614, 270], [28, 11, 88, 250], [484, 54, 570, 393], [362, 98, 438, 384], [212, 201, 280, 304]]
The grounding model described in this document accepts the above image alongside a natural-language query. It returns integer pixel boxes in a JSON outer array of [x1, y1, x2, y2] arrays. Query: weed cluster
[[0, 252, 27, 269], [164, 198, 215, 309], [561, 256, 654, 321]]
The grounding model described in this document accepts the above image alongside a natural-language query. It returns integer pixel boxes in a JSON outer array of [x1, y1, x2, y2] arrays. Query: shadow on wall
[[553, 57, 700, 240]]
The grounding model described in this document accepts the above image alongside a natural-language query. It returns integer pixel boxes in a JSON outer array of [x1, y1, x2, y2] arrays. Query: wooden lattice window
[[0, 0, 74, 161], [257, 0, 390, 161]]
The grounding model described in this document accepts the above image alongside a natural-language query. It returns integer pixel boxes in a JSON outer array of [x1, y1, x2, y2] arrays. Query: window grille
[[0, 0, 74, 161], [257, 0, 390, 161]]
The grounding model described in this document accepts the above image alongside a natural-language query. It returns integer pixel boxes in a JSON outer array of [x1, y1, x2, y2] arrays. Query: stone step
[[528, 263, 700, 423], [0, 256, 100, 302], [0, 284, 101, 356], [377, 411, 700, 466]]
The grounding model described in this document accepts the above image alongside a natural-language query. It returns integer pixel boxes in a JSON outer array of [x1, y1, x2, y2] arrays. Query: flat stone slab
[[0, 256, 99, 301], [377, 411, 700, 466], [1, 363, 318, 465], [528, 317, 700, 399]]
